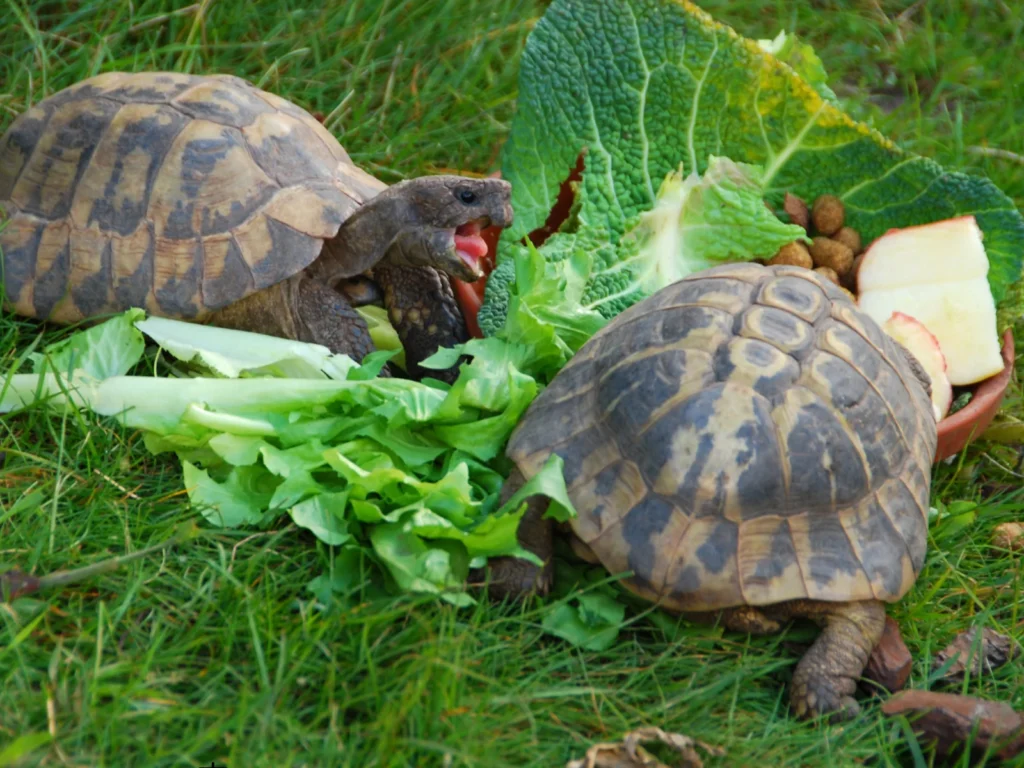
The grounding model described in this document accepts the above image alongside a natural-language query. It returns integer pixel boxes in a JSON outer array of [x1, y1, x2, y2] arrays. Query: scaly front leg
[[372, 263, 468, 383], [208, 274, 383, 372]]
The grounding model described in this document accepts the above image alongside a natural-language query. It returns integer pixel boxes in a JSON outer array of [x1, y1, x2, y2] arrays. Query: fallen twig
[[1, 521, 201, 602], [882, 690, 1024, 761], [968, 146, 1024, 165]]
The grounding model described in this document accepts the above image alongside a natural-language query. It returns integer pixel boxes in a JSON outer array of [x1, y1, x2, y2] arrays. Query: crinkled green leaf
[[260, 442, 330, 477], [369, 524, 474, 607], [269, 471, 326, 510], [351, 498, 386, 523], [433, 365, 538, 461], [275, 416, 349, 448], [345, 349, 400, 380], [369, 386, 449, 428], [479, 159, 804, 356], [605, 157, 807, 310], [356, 305, 407, 371], [575, 592, 627, 629], [757, 30, 837, 103], [539, 561, 630, 650], [479, 0, 1024, 335], [182, 461, 270, 527], [290, 493, 351, 545], [208, 434, 266, 466], [30, 309, 146, 379], [353, 421, 447, 467], [495, 453, 577, 524], [1, 310, 557, 611], [499, 245, 608, 379], [541, 592, 626, 652], [422, 336, 533, 411], [401, 505, 527, 560]]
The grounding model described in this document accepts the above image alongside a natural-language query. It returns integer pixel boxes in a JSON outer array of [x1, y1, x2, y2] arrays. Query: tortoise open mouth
[[453, 218, 491, 277]]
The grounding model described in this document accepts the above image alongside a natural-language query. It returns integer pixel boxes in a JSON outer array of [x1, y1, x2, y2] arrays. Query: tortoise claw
[[474, 555, 552, 602]]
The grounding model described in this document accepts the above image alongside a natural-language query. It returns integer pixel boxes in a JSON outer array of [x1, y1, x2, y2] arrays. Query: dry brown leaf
[[932, 627, 1020, 683], [564, 727, 724, 768]]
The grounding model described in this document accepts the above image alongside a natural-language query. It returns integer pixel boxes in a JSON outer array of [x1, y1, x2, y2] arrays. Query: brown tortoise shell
[[0, 71, 387, 323], [507, 263, 938, 612]]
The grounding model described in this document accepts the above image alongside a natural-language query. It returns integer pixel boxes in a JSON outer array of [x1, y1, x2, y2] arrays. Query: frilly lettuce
[[1, 312, 575, 607]]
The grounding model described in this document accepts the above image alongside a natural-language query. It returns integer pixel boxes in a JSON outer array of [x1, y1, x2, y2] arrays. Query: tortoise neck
[[311, 186, 413, 284]]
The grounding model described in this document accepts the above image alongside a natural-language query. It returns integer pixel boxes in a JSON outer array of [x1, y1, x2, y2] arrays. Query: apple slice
[[856, 215, 1004, 386], [882, 311, 953, 420]]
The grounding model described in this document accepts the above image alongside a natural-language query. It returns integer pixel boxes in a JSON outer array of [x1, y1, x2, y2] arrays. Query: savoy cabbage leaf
[[757, 30, 838, 104], [478, 0, 1024, 336], [590, 155, 807, 314]]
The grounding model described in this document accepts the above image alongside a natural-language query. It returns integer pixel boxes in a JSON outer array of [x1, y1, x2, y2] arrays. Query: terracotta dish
[[934, 328, 1015, 463]]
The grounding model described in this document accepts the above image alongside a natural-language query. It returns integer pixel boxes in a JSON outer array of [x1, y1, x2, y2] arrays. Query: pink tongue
[[454, 222, 488, 264]]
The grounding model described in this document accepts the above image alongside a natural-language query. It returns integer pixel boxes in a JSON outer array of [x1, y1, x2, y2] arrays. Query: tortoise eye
[[457, 188, 477, 204]]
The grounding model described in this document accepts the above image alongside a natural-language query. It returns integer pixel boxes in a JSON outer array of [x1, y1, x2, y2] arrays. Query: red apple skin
[[889, 311, 948, 371], [883, 311, 954, 420]]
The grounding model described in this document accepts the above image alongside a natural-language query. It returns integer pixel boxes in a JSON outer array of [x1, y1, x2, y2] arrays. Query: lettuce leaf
[[586, 156, 807, 316], [135, 315, 359, 380], [478, 0, 1024, 335], [30, 308, 147, 379], [0, 312, 577, 607]]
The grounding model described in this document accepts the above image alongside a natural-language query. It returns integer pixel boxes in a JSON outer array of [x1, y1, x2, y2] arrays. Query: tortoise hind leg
[[371, 263, 468, 384], [480, 468, 555, 601], [777, 599, 886, 721]]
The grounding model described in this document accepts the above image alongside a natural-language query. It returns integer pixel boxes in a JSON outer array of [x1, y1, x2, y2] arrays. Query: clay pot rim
[[936, 327, 1015, 437]]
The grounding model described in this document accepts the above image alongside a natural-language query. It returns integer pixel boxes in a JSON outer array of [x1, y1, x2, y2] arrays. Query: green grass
[[2, 0, 1024, 766]]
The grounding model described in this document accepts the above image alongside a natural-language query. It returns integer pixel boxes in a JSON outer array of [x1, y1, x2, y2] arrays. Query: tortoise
[[0, 71, 512, 381], [485, 262, 938, 721]]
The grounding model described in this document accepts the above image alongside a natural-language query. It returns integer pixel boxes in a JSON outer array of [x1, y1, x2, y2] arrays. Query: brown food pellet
[[814, 266, 841, 285], [809, 236, 854, 276], [783, 192, 810, 232], [768, 241, 813, 269], [850, 252, 867, 289], [833, 226, 862, 254], [811, 194, 845, 235]]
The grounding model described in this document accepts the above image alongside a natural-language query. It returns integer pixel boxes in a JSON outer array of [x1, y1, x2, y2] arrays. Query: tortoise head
[[384, 175, 513, 281]]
